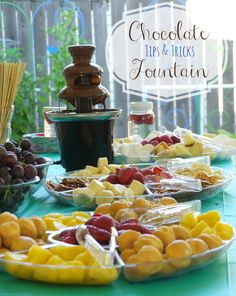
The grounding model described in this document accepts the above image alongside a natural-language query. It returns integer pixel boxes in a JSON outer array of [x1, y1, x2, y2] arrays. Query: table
[[0, 154, 236, 296]]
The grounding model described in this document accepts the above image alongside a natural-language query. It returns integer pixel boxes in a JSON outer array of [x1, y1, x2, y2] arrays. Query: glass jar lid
[[129, 102, 153, 112]]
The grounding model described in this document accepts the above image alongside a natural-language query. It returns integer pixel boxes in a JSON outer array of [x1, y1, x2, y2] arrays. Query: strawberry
[[159, 171, 173, 179], [93, 213, 103, 217], [115, 168, 121, 175], [61, 235, 77, 244], [153, 166, 162, 175], [141, 168, 154, 176], [150, 136, 160, 142], [131, 167, 141, 174], [159, 135, 173, 144], [92, 215, 117, 233], [144, 175, 161, 183], [171, 135, 181, 143], [118, 167, 134, 185], [150, 140, 159, 146], [105, 174, 119, 184], [60, 228, 76, 240], [141, 140, 149, 146], [87, 225, 111, 244], [85, 216, 98, 226], [117, 223, 151, 234], [131, 172, 144, 184], [153, 166, 167, 175], [120, 218, 138, 224]]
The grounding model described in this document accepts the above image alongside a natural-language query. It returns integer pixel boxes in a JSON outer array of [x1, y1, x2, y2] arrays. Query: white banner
[[106, 2, 227, 102]]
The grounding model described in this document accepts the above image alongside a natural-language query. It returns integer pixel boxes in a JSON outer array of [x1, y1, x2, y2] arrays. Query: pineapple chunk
[[100, 166, 110, 175], [173, 143, 192, 157], [27, 246, 51, 264], [122, 188, 134, 197], [96, 190, 114, 205], [190, 141, 203, 157], [184, 132, 196, 146], [106, 164, 121, 174], [77, 169, 91, 177], [128, 180, 146, 196], [96, 190, 114, 197], [85, 165, 99, 175], [87, 180, 105, 194], [97, 157, 108, 169]]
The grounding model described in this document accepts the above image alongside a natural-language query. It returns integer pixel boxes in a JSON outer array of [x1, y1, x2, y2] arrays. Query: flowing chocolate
[[58, 45, 109, 113]]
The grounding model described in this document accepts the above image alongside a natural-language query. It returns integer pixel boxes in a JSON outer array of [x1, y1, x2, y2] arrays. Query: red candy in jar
[[128, 102, 155, 139]]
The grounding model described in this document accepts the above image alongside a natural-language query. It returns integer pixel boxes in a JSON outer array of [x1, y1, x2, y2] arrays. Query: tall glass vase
[[0, 105, 14, 143]]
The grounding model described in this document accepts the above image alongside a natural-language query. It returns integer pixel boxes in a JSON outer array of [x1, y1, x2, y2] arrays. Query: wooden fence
[[0, 0, 235, 137]]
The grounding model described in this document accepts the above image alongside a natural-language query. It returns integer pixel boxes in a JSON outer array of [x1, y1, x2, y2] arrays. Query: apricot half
[[153, 226, 176, 248], [118, 230, 141, 252], [134, 234, 164, 253], [165, 240, 192, 269], [170, 225, 191, 240], [136, 245, 163, 276]]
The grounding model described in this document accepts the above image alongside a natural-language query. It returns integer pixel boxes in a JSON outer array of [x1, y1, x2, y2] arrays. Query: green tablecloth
[[1, 154, 236, 296]]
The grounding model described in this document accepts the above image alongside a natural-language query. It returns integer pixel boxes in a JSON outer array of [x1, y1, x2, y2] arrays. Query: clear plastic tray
[[0, 246, 121, 285], [147, 168, 232, 201], [123, 235, 235, 282], [113, 153, 155, 164], [44, 176, 153, 210], [174, 127, 236, 162]]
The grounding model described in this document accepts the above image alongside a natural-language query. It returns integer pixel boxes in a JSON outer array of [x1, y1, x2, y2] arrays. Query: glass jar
[[128, 102, 155, 139]]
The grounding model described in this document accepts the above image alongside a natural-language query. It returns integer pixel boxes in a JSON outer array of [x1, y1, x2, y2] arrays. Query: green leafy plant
[[46, 10, 84, 102], [2, 10, 84, 141]]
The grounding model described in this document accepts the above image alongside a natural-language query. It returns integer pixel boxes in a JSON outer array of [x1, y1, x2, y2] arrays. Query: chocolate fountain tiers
[[58, 45, 109, 112], [47, 45, 121, 171]]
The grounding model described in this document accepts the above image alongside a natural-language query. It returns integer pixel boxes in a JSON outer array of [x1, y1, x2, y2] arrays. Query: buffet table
[[0, 153, 235, 296]]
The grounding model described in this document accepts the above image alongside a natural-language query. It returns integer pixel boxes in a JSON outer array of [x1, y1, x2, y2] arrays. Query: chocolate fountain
[[47, 45, 121, 171]]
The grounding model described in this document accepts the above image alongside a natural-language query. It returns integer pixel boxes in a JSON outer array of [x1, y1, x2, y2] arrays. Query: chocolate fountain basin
[[47, 109, 121, 171]]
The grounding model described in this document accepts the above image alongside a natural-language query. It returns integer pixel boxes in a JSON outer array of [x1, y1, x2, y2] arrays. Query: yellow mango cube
[[58, 260, 85, 284], [65, 219, 79, 227], [86, 263, 118, 285], [75, 250, 95, 265], [43, 217, 61, 231], [180, 212, 197, 229], [200, 227, 217, 235], [72, 211, 90, 219], [44, 213, 63, 219], [50, 245, 85, 261], [34, 266, 58, 283], [197, 211, 221, 227], [191, 220, 209, 238], [47, 255, 64, 265], [213, 221, 234, 240], [60, 216, 74, 225], [27, 246, 51, 264]]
